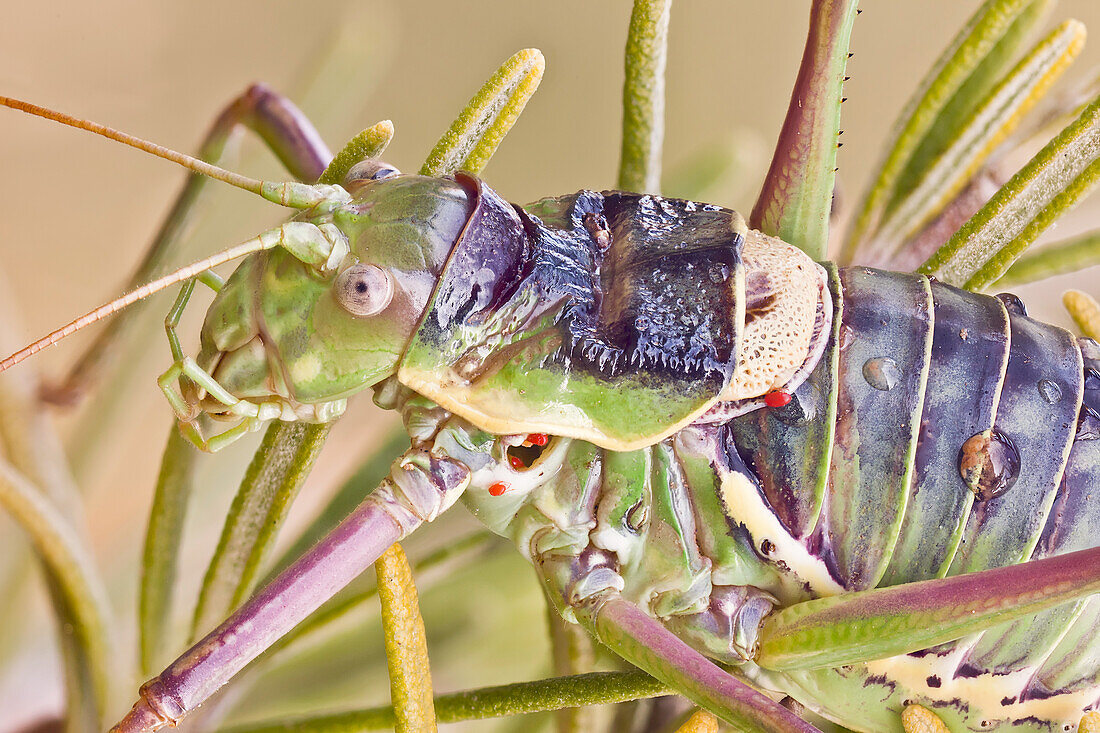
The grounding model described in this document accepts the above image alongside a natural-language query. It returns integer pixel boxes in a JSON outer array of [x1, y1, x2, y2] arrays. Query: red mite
[[508, 455, 525, 469], [527, 433, 549, 446], [764, 390, 793, 408], [488, 482, 508, 496]]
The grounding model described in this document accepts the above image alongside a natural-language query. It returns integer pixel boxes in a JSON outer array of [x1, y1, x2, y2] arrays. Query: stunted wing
[[399, 175, 746, 450]]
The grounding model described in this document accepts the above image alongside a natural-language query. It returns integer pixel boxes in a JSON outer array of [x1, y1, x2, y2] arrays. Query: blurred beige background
[[3, 2, 1100, 728]]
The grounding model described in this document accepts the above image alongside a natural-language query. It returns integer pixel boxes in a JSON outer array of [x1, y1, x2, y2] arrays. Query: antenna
[[0, 95, 355, 374], [0, 233, 287, 373], [0, 95, 336, 208]]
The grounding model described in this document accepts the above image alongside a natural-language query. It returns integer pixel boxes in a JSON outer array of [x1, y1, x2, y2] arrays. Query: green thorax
[[398, 176, 748, 450]]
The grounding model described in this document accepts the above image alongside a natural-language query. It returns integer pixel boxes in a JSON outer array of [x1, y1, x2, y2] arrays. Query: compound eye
[[334, 264, 393, 316], [343, 160, 401, 191]]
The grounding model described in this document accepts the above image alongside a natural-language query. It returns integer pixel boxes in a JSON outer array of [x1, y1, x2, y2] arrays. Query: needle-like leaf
[[920, 91, 1100, 290], [191, 421, 331, 639], [0, 310, 106, 731], [139, 427, 198, 675], [675, 710, 720, 733], [618, 0, 672, 194], [421, 48, 545, 177], [318, 120, 395, 186], [751, 0, 859, 259], [263, 427, 409, 583], [874, 20, 1083, 250], [996, 228, 1100, 285], [0, 460, 113, 728], [377, 543, 438, 732], [842, 0, 1042, 263], [1064, 289, 1100, 339], [217, 670, 669, 733], [259, 531, 494, 664], [887, 0, 1052, 216], [546, 603, 598, 733]]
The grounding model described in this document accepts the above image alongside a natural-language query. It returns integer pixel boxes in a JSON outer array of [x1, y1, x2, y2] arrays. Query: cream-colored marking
[[902, 704, 949, 733], [719, 470, 844, 600], [864, 646, 1099, 728], [288, 352, 323, 385], [725, 230, 828, 400]]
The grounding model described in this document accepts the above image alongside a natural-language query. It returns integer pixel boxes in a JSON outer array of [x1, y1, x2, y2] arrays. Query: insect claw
[[177, 420, 206, 451]]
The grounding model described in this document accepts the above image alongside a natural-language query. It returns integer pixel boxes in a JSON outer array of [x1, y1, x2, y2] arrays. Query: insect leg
[[753, 545, 1100, 671], [109, 449, 470, 733], [153, 220, 351, 450], [571, 590, 820, 733], [45, 85, 333, 405], [161, 274, 223, 416]]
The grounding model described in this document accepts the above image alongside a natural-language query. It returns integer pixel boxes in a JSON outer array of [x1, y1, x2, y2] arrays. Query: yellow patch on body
[[289, 353, 323, 384]]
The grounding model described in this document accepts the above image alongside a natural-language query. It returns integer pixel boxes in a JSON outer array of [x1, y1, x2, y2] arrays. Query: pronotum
[[2, 3, 1100, 732]]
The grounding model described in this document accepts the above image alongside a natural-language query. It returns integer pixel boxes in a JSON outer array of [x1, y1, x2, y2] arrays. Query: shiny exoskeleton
[[125, 172, 1099, 732]]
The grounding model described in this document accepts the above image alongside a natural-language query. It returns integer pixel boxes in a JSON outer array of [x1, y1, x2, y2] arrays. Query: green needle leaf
[[421, 48, 545, 177], [546, 604, 598, 733], [263, 427, 409, 583], [1064, 289, 1100, 340], [139, 427, 198, 675], [376, 543, 438, 733], [920, 89, 1100, 291], [319, 120, 395, 186], [0, 339, 108, 730], [842, 0, 1040, 263], [887, 0, 1052, 216], [0, 459, 113, 728], [875, 19, 1083, 249], [191, 421, 331, 639], [996, 228, 1100, 285], [618, 0, 672, 194], [217, 670, 668, 733], [751, 0, 859, 260]]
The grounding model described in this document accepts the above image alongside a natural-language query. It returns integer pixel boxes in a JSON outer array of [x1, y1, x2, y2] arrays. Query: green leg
[[162, 276, 224, 409], [755, 545, 1100, 671], [157, 356, 277, 452], [43, 85, 333, 406]]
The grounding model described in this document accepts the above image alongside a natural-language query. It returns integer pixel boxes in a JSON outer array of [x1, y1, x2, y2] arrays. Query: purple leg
[[109, 451, 470, 732], [574, 593, 820, 733], [45, 84, 333, 405]]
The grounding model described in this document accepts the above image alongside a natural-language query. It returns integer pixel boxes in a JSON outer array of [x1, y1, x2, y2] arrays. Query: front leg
[[45, 84, 334, 405], [110, 446, 470, 732]]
